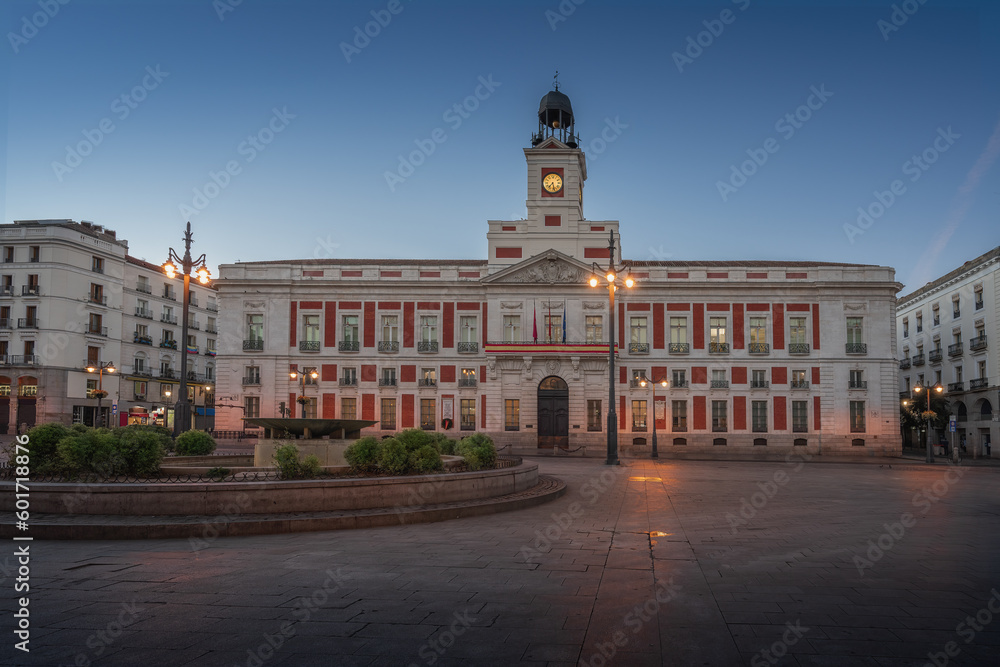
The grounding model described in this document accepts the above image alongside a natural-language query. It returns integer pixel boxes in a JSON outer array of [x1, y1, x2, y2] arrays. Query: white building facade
[[213, 88, 903, 457], [0, 219, 217, 432], [897, 246, 998, 457]]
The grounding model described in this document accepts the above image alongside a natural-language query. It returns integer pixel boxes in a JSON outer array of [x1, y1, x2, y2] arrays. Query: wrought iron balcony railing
[[849, 381, 868, 389], [970, 336, 987, 351], [378, 378, 397, 387], [911, 353, 925, 366], [23, 285, 41, 296], [135, 283, 152, 294], [418, 378, 437, 387], [750, 380, 769, 388], [161, 314, 178, 325], [458, 378, 477, 387], [629, 343, 650, 354], [668, 343, 689, 354], [299, 341, 321, 352], [457, 342, 478, 353], [791, 380, 810, 389], [242, 377, 261, 386], [948, 343, 963, 357], [135, 308, 153, 319], [749, 343, 769, 354], [671, 380, 688, 388], [339, 377, 358, 386], [969, 378, 988, 390], [929, 349, 943, 363], [899, 359, 911, 369], [18, 318, 39, 329], [86, 293, 106, 305], [948, 381, 964, 392], [2, 355, 37, 365], [846, 343, 867, 354], [788, 343, 810, 355], [163, 290, 176, 301], [0, 318, 10, 329], [87, 326, 108, 337], [133, 334, 153, 346], [0, 286, 12, 296], [339, 340, 359, 352], [160, 369, 176, 379], [710, 380, 729, 389], [418, 341, 438, 353], [243, 339, 263, 351], [709, 342, 729, 354], [379, 341, 400, 353], [206, 303, 218, 312]]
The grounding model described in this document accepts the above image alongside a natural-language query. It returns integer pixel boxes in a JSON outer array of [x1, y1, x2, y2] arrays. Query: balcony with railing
[[22, 285, 41, 297], [0, 318, 10, 329], [457, 342, 478, 354], [948, 381, 964, 392], [378, 378, 397, 387], [899, 359, 911, 370], [86, 293, 107, 305], [911, 353, 925, 366], [629, 343, 650, 354], [189, 319, 201, 330], [242, 376, 261, 386], [338, 340, 359, 352], [163, 289, 176, 301], [458, 377, 477, 387], [788, 343, 810, 355], [18, 318, 39, 329], [134, 393, 147, 401], [243, 339, 263, 351], [948, 342, 963, 357], [750, 380, 769, 389], [418, 341, 438, 353], [339, 377, 357, 387], [969, 378, 989, 390], [189, 295, 199, 307], [135, 307, 153, 319], [2, 355, 37, 365], [160, 339, 178, 350], [418, 378, 437, 387], [133, 333, 153, 346], [710, 380, 729, 389], [206, 302, 218, 312], [929, 349, 943, 363], [900, 391, 911, 399], [299, 341, 321, 352], [485, 341, 617, 356], [130, 367, 152, 378], [628, 379, 642, 388], [709, 342, 730, 354], [379, 340, 400, 353], [0, 285, 14, 297], [206, 325, 218, 334], [849, 380, 868, 390], [159, 368, 176, 379], [135, 283, 152, 294], [161, 314, 178, 325], [791, 380, 810, 390], [846, 343, 867, 354], [970, 335, 987, 352], [671, 380, 688, 388], [668, 342, 690, 354], [749, 343, 769, 355]]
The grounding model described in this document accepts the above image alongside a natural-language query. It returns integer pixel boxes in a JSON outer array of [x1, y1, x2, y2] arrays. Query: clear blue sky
[[3, 0, 998, 294]]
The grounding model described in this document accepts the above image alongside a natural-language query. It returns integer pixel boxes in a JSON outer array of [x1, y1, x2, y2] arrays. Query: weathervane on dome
[[553, 70, 560, 91]]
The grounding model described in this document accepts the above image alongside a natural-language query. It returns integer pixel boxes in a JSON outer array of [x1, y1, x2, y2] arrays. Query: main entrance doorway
[[537, 375, 569, 450]]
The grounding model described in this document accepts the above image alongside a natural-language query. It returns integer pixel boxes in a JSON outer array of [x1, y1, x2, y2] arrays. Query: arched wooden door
[[537, 376, 569, 450]]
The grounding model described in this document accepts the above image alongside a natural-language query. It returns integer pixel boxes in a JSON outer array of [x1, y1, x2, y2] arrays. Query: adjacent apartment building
[[0, 219, 217, 432], [212, 87, 903, 456], [897, 246, 998, 456]]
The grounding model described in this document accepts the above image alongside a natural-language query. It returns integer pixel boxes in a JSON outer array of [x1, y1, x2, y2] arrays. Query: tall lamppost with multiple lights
[[290, 367, 319, 418], [85, 361, 115, 427], [162, 222, 211, 437], [588, 230, 634, 466], [911, 382, 944, 463], [639, 375, 668, 458]]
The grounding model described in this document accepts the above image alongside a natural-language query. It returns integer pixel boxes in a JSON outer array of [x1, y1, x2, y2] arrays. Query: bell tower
[[486, 79, 620, 271]]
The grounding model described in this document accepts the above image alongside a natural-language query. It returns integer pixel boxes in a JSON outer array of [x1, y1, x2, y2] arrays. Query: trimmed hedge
[[174, 430, 216, 456]]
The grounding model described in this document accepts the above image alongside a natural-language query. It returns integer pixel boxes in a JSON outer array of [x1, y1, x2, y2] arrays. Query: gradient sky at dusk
[[3, 0, 999, 294]]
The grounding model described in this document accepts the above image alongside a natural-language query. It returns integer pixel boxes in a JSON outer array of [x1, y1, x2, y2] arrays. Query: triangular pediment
[[484, 249, 593, 284], [532, 136, 568, 150]]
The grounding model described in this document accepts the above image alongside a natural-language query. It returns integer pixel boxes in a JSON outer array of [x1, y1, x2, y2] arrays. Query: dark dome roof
[[538, 89, 573, 117]]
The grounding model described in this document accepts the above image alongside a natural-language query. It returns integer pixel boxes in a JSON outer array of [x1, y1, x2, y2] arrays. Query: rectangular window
[[421, 399, 436, 430], [135, 324, 148, 338], [630, 317, 648, 344], [459, 316, 477, 343], [245, 366, 260, 383], [672, 369, 686, 387], [631, 400, 647, 432], [752, 400, 768, 433], [86, 378, 98, 398], [710, 317, 727, 350], [460, 398, 476, 431], [670, 317, 687, 344], [712, 400, 727, 432], [850, 401, 866, 432], [421, 367, 437, 385], [544, 315, 562, 342], [789, 317, 806, 345], [974, 285, 984, 310], [92, 256, 104, 273], [342, 314, 359, 342], [420, 315, 438, 343], [460, 367, 476, 386], [712, 369, 727, 384], [247, 314, 263, 341], [749, 317, 767, 345], [792, 401, 808, 433], [380, 398, 396, 430], [29, 246, 39, 262], [916, 313, 923, 333], [244, 396, 259, 419], [792, 369, 808, 388], [505, 399, 520, 431], [586, 316, 603, 343], [902, 318, 909, 338], [303, 398, 318, 420], [846, 317, 863, 344], [932, 304, 940, 326], [955, 366, 963, 382], [341, 366, 357, 384], [752, 369, 767, 387], [382, 315, 398, 342], [133, 380, 147, 399], [302, 314, 320, 342], [88, 313, 102, 334], [978, 360, 987, 379], [850, 369, 864, 388], [381, 367, 397, 385], [341, 397, 356, 420], [503, 315, 521, 342], [953, 297, 960, 319], [672, 400, 687, 432], [87, 346, 100, 365], [587, 400, 602, 431]]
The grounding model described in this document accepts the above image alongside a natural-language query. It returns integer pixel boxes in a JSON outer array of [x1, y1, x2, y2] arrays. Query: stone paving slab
[[3, 457, 999, 666]]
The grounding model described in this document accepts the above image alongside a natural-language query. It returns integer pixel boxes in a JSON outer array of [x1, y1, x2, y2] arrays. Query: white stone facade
[[0, 219, 217, 432], [897, 246, 998, 457]]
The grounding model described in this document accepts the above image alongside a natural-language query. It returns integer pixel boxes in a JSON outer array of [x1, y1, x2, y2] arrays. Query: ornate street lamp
[[85, 361, 115, 427], [588, 230, 634, 465], [163, 221, 211, 437], [290, 367, 319, 418], [639, 375, 669, 458], [912, 382, 944, 463]]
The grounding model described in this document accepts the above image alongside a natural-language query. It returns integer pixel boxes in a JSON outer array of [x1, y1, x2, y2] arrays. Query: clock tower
[[487, 83, 620, 272]]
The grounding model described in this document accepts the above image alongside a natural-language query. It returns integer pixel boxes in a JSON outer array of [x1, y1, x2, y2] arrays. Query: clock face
[[542, 172, 563, 194]]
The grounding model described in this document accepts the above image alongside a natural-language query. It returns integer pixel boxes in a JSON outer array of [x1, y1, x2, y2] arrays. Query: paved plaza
[[6, 456, 1000, 666]]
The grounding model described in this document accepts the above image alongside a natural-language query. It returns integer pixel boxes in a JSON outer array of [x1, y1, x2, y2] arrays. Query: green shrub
[[429, 432, 457, 455], [378, 437, 409, 475], [456, 433, 498, 471], [410, 445, 443, 473], [301, 454, 322, 478], [112, 426, 167, 475], [175, 430, 216, 456], [24, 423, 72, 472], [206, 466, 231, 481], [272, 443, 302, 479], [396, 428, 433, 452], [56, 429, 119, 475], [344, 436, 383, 473]]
